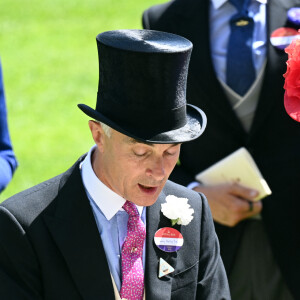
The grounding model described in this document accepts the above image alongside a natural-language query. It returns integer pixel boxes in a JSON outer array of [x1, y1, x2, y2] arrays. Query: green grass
[[0, 0, 163, 201]]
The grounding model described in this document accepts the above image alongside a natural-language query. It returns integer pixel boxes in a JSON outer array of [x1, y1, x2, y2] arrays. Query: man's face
[[89, 121, 181, 206]]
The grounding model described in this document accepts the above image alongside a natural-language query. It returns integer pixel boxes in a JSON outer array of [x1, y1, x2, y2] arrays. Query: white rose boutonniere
[[161, 195, 194, 226]]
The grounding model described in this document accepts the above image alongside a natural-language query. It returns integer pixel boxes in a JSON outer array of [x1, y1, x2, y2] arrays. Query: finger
[[245, 200, 263, 216], [229, 183, 259, 200], [232, 198, 262, 215], [220, 196, 250, 226]]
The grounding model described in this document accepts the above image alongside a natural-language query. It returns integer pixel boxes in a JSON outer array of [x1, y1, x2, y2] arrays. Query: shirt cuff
[[187, 181, 201, 190]]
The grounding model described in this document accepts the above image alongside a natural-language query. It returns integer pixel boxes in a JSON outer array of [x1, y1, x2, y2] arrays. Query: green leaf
[[171, 218, 180, 226]]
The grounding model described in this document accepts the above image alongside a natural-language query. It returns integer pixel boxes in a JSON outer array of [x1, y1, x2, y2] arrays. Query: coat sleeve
[[196, 193, 231, 300], [0, 206, 43, 299], [0, 60, 18, 193]]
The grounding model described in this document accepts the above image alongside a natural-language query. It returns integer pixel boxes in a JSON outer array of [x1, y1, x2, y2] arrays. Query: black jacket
[[0, 156, 230, 299]]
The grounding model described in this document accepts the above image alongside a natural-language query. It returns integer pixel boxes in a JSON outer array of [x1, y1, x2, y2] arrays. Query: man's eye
[[166, 151, 176, 156], [133, 151, 147, 157]]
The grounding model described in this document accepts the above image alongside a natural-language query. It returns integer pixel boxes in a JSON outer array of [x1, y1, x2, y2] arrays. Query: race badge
[[287, 7, 300, 28], [270, 27, 300, 50], [158, 258, 175, 278], [154, 227, 183, 252]]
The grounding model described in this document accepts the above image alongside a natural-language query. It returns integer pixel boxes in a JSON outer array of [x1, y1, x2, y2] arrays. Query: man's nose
[[146, 157, 165, 181]]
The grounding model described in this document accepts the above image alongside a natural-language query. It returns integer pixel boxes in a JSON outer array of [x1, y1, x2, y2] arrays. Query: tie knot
[[123, 200, 139, 217], [229, 0, 251, 12]]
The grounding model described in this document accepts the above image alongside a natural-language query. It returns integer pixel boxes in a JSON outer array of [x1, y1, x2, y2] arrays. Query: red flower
[[284, 38, 300, 122]]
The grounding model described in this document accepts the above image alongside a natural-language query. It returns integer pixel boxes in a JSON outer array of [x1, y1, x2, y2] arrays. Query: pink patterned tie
[[120, 200, 146, 300]]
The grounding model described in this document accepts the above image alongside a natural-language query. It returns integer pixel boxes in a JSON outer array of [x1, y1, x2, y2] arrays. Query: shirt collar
[[81, 145, 144, 220], [211, 0, 267, 10]]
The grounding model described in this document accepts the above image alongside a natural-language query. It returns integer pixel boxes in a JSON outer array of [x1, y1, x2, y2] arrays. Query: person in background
[[0, 59, 17, 193], [0, 30, 230, 299], [143, 0, 300, 299]]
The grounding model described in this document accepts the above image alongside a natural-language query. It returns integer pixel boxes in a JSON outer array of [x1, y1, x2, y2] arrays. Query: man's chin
[[133, 197, 159, 207]]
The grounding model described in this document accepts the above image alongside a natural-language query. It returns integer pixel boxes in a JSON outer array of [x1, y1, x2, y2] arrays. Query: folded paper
[[195, 147, 272, 201]]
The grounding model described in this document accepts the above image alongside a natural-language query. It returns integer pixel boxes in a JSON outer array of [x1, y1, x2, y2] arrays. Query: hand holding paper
[[195, 148, 272, 201], [193, 183, 262, 226]]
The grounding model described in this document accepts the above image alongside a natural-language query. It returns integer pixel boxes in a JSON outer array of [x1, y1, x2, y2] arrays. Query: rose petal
[[284, 92, 300, 122]]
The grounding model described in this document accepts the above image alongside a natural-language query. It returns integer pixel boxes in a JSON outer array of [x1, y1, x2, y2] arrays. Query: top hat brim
[[78, 103, 207, 144]]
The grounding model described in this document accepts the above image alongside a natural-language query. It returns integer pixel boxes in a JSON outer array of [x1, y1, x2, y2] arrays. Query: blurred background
[[0, 0, 162, 200]]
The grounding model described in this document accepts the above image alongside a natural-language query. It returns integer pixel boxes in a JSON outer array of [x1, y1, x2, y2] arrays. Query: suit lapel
[[43, 163, 115, 300], [248, 0, 290, 139], [145, 192, 176, 300], [145, 185, 202, 299]]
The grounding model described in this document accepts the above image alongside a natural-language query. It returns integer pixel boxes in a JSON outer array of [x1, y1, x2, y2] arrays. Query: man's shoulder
[[4, 173, 62, 203], [0, 157, 83, 226], [0, 173, 63, 226]]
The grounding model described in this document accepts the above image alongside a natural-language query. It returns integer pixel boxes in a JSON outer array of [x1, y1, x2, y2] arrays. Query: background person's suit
[[0, 156, 230, 299], [0, 60, 17, 192], [143, 0, 300, 298]]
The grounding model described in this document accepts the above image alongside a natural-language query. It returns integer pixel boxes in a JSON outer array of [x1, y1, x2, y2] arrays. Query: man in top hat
[[0, 30, 230, 299]]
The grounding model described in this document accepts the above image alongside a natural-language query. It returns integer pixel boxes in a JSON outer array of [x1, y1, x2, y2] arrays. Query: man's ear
[[88, 120, 106, 152]]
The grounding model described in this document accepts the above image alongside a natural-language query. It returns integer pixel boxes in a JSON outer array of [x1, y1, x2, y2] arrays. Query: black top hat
[[78, 29, 207, 143]]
